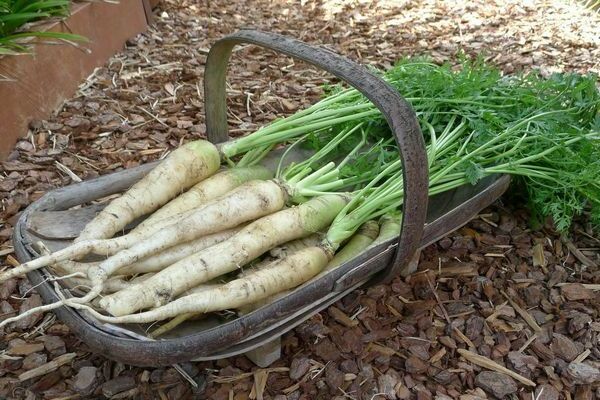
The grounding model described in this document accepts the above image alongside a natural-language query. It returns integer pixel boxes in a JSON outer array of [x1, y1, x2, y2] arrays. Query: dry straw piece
[[501, 290, 542, 332], [457, 349, 536, 387]]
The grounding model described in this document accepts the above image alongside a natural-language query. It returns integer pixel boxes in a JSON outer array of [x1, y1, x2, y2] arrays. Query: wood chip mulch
[[1, 0, 599, 399]]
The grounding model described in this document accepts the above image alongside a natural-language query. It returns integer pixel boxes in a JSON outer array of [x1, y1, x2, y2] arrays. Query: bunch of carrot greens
[[1, 57, 598, 333]]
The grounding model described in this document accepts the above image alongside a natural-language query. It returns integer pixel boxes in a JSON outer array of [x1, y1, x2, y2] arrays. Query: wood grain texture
[[27, 205, 103, 240]]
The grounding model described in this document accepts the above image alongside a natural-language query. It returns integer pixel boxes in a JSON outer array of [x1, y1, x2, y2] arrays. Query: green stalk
[[221, 109, 380, 157]]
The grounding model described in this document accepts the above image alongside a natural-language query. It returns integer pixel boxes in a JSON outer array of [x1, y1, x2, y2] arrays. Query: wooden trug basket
[[13, 30, 511, 367]]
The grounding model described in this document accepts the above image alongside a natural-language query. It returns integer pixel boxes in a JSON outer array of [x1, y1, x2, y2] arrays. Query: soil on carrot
[[1, 0, 599, 399]]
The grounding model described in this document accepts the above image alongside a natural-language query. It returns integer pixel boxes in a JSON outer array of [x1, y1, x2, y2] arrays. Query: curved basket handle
[[204, 29, 429, 282]]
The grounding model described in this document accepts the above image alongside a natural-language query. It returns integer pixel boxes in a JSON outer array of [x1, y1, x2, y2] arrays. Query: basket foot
[[244, 336, 281, 367], [400, 248, 421, 277]]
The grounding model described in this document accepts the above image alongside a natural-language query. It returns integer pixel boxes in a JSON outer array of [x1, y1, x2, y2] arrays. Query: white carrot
[[44, 226, 241, 280], [370, 215, 401, 246], [236, 234, 322, 314], [132, 165, 272, 232], [2, 128, 359, 284], [148, 313, 197, 338], [86, 180, 287, 287], [62, 274, 155, 294], [0, 179, 304, 329], [115, 227, 242, 276], [268, 234, 322, 259], [99, 195, 347, 316], [33, 245, 137, 295], [147, 281, 225, 338], [41, 169, 260, 261], [0, 180, 286, 284], [76, 140, 221, 241], [149, 234, 317, 336], [78, 167, 269, 257], [236, 290, 290, 316], [88, 245, 333, 324], [324, 220, 379, 270], [50, 259, 91, 275]]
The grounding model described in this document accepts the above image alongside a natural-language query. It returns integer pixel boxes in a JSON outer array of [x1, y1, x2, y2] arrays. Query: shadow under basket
[[13, 29, 511, 367]]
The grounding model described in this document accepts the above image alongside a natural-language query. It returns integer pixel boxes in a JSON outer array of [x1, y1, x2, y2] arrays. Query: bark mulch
[[1, 0, 599, 399]]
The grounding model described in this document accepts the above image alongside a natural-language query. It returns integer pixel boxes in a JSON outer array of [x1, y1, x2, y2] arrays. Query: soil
[[1, 0, 599, 399]]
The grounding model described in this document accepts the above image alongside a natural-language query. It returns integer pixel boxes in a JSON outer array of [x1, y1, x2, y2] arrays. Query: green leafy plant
[[0, 0, 87, 55]]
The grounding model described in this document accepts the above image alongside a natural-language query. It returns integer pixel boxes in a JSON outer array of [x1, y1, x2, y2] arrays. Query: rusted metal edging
[[0, 1, 149, 159]]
